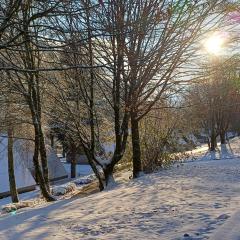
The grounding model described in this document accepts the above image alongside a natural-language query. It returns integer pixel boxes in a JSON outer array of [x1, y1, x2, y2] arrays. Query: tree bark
[[62, 144, 66, 158], [91, 161, 104, 191], [33, 129, 56, 202], [50, 133, 54, 148], [210, 133, 217, 151], [38, 125, 50, 189], [207, 137, 210, 149], [7, 127, 19, 203], [220, 131, 226, 144], [70, 143, 76, 178], [131, 111, 142, 178], [82, 146, 104, 191], [29, 103, 51, 191], [103, 164, 115, 186]]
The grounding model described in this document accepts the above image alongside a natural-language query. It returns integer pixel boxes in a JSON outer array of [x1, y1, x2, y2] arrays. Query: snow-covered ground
[[0, 163, 93, 207], [0, 139, 240, 239], [0, 189, 40, 208]]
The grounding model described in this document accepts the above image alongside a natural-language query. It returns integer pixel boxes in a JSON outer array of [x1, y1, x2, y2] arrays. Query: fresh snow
[[209, 210, 240, 240], [52, 183, 76, 196], [72, 174, 96, 185], [0, 166, 94, 207], [0, 139, 240, 239], [51, 175, 96, 196]]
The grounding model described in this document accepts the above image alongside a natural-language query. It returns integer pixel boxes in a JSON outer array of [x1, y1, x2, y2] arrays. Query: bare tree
[[94, 0, 227, 177], [0, 0, 22, 49], [0, 1, 65, 201], [187, 57, 240, 151]]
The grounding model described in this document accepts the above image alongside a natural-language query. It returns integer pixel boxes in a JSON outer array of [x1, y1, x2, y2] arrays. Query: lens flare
[[204, 33, 225, 55]]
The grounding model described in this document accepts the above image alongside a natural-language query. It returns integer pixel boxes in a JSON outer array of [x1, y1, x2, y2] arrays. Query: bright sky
[[203, 32, 227, 55]]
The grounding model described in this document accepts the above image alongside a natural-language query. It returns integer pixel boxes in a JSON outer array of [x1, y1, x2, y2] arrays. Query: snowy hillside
[[1, 139, 240, 239]]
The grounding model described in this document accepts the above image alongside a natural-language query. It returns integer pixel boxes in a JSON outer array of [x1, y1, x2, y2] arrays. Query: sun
[[204, 33, 225, 55]]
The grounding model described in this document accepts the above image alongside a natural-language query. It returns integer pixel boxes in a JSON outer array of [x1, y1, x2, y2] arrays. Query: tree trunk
[[220, 131, 226, 144], [7, 127, 19, 203], [85, 1, 104, 190], [50, 133, 54, 148], [210, 133, 217, 151], [27, 77, 50, 191], [131, 111, 142, 178], [71, 162, 76, 179], [62, 144, 66, 158], [84, 148, 104, 191], [28, 99, 53, 201], [33, 130, 56, 202], [207, 137, 210, 149], [91, 161, 104, 191], [38, 125, 50, 190], [103, 164, 115, 187], [20, 3, 53, 201], [70, 143, 76, 178]]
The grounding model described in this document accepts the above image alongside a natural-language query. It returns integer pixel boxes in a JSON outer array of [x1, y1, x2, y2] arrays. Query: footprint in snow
[[216, 213, 230, 220]]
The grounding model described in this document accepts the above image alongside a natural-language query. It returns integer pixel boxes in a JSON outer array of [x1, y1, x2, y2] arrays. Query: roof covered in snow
[[0, 137, 36, 196], [14, 138, 68, 181]]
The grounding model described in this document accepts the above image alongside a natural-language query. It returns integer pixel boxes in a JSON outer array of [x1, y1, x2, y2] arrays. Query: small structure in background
[[0, 136, 36, 198], [15, 140, 68, 181], [0, 135, 68, 198]]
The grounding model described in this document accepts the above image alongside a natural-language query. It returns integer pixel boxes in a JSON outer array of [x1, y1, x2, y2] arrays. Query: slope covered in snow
[[0, 140, 240, 239]]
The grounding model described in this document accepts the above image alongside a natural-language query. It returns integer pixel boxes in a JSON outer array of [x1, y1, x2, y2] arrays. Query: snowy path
[[210, 210, 240, 240], [0, 156, 240, 240]]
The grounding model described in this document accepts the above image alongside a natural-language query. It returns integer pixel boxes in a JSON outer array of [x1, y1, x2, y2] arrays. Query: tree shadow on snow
[[0, 196, 83, 240], [200, 143, 238, 161], [219, 144, 235, 159]]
